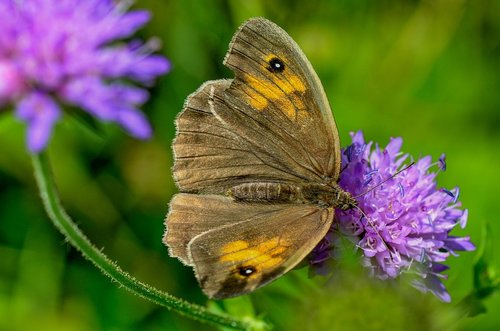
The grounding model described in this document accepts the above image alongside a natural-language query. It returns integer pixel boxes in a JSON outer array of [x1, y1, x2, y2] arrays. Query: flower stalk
[[32, 151, 268, 331]]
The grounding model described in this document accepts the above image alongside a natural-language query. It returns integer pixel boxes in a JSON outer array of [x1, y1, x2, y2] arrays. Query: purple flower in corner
[[0, 0, 170, 153], [310, 131, 475, 302]]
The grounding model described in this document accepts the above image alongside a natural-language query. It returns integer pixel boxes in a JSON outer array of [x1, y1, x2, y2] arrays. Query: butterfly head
[[336, 189, 358, 211]]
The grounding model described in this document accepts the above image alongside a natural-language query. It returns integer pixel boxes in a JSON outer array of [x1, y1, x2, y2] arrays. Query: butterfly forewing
[[223, 18, 341, 179], [173, 79, 315, 194]]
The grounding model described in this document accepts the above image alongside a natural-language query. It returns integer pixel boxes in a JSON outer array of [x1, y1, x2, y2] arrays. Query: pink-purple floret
[[310, 131, 475, 302], [0, 0, 170, 152]]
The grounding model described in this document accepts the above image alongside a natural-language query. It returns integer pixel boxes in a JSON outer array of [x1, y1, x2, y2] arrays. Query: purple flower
[[310, 131, 475, 302], [0, 0, 170, 153]]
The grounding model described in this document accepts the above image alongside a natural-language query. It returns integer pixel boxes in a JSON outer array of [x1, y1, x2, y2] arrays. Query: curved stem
[[32, 152, 267, 331]]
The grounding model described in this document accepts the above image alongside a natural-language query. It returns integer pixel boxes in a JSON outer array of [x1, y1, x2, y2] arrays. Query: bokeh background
[[0, 0, 498, 330]]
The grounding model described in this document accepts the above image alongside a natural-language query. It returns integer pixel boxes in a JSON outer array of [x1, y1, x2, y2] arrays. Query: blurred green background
[[0, 0, 498, 330]]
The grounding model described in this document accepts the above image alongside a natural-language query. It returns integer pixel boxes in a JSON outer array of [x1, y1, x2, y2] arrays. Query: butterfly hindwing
[[164, 193, 295, 265], [165, 193, 334, 299]]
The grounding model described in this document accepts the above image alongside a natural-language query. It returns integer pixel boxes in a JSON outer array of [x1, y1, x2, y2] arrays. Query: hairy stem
[[32, 152, 267, 331]]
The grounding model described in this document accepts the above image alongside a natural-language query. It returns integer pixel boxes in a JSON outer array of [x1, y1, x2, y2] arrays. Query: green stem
[[32, 152, 264, 331]]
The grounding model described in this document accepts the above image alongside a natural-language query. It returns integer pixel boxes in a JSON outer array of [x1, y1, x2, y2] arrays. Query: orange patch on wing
[[220, 237, 289, 276], [221, 240, 249, 254], [242, 54, 307, 121]]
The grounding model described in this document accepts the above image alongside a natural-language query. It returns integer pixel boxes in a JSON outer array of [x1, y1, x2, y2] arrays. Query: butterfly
[[163, 17, 357, 299]]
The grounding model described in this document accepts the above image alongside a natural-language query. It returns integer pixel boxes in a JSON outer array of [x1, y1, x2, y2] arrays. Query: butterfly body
[[229, 181, 356, 210], [164, 17, 355, 299]]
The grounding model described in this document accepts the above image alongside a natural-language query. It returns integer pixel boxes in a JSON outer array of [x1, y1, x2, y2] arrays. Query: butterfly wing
[[164, 194, 334, 299], [173, 18, 341, 195], [168, 18, 342, 298], [222, 17, 341, 180], [173, 79, 309, 194]]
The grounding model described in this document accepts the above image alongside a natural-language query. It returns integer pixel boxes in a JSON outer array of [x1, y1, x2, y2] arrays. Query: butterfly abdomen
[[228, 182, 301, 202], [228, 182, 357, 209]]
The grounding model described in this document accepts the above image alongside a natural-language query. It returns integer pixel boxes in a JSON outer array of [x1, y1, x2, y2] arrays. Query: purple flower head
[[0, 0, 170, 153], [310, 131, 475, 302]]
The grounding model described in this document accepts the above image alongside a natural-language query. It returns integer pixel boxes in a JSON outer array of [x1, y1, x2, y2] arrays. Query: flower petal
[[445, 236, 475, 251], [386, 137, 403, 157], [110, 10, 151, 40], [128, 55, 171, 83], [117, 108, 152, 139], [459, 209, 468, 228], [15, 92, 60, 153], [0, 60, 25, 104]]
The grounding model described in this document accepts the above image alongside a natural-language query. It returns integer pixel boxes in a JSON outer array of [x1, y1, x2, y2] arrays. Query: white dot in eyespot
[[238, 266, 256, 276], [268, 57, 285, 73]]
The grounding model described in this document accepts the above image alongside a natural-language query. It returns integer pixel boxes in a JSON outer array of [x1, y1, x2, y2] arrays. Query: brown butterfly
[[164, 17, 357, 299]]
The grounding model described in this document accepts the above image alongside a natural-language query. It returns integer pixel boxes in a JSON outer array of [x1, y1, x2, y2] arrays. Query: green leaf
[[473, 223, 497, 297], [222, 296, 256, 317], [457, 222, 499, 317], [459, 293, 487, 317], [208, 297, 272, 331]]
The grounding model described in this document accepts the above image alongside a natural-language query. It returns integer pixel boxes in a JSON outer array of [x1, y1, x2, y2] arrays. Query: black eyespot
[[267, 57, 285, 73], [238, 266, 256, 277]]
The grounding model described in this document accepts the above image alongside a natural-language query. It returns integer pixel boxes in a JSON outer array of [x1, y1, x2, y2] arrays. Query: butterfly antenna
[[352, 204, 393, 256], [353, 162, 415, 199], [349, 162, 416, 259]]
